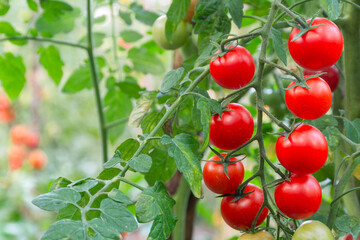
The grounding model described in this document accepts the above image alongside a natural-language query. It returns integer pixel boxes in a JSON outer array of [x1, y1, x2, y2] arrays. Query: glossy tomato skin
[[292, 220, 334, 240], [210, 46, 255, 89], [238, 231, 274, 240], [304, 65, 340, 92], [210, 103, 254, 150], [289, 18, 343, 70], [276, 124, 328, 175], [221, 184, 268, 230], [152, 15, 189, 50], [203, 153, 244, 194], [275, 174, 322, 219], [285, 76, 332, 120]]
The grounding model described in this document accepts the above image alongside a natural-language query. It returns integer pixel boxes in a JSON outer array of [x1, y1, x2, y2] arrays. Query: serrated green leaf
[[88, 218, 119, 239], [167, 133, 202, 197], [79, 32, 106, 47], [56, 204, 81, 221], [62, 64, 92, 93], [145, 149, 177, 186], [115, 139, 140, 161], [32, 188, 81, 211], [327, 0, 340, 21], [0, 53, 26, 100], [38, 45, 64, 85], [108, 188, 134, 206], [41, 219, 85, 240], [270, 27, 287, 65], [225, 0, 244, 29], [0, 22, 26, 45], [128, 47, 165, 75], [0, 0, 9, 15], [128, 91, 157, 127], [129, 154, 152, 173], [323, 127, 341, 150], [209, 99, 223, 116], [135, 182, 177, 240], [307, 114, 338, 131], [335, 215, 360, 238], [27, 0, 38, 11], [119, 10, 132, 25], [120, 30, 142, 43], [69, 179, 98, 192], [97, 168, 121, 180], [100, 198, 138, 232], [165, 0, 190, 40], [104, 151, 124, 169], [193, 0, 231, 35], [160, 67, 185, 93], [129, 3, 159, 26], [344, 118, 360, 144], [197, 98, 210, 151], [104, 89, 133, 142], [49, 177, 72, 191], [117, 76, 143, 99]]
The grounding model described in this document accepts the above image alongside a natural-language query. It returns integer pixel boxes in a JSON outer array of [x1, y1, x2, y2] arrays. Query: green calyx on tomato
[[152, 15, 189, 50], [292, 220, 334, 240]]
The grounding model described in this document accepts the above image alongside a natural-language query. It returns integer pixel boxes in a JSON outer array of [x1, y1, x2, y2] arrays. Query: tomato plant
[[221, 184, 268, 230], [285, 76, 332, 120], [274, 174, 322, 219], [288, 18, 343, 70], [292, 220, 334, 240], [276, 124, 328, 175], [210, 46, 255, 89], [210, 103, 254, 150], [203, 153, 244, 194]]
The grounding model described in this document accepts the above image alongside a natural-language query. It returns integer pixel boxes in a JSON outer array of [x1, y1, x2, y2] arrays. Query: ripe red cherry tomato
[[285, 76, 332, 120], [210, 103, 254, 150], [276, 124, 328, 175], [221, 184, 268, 230], [210, 46, 255, 89], [203, 153, 244, 194], [275, 174, 322, 219], [288, 18, 343, 70], [304, 65, 340, 92]]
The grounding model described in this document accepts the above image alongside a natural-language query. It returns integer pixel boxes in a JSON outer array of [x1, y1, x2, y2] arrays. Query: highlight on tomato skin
[[210, 45, 255, 90], [203, 153, 244, 194], [210, 103, 254, 151], [220, 184, 269, 230], [274, 174, 322, 219], [276, 124, 328, 175], [288, 17, 343, 71], [285, 76, 332, 120], [303, 65, 340, 92]]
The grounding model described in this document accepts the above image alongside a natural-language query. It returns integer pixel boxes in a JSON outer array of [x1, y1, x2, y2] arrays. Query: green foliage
[[38, 45, 64, 85], [120, 30, 142, 43], [335, 215, 360, 238], [0, 0, 9, 15], [326, 0, 340, 21], [165, 0, 191, 40]]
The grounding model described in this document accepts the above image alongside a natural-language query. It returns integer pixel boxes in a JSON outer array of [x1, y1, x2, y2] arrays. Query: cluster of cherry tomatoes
[[0, 94, 47, 171], [202, 17, 343, 236]]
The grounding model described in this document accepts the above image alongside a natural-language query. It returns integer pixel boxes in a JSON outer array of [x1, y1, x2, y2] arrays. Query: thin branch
[[275, 1, 308, 28], [342, 0, 360, 9], [218, 83, 255, 104], [119, 177, 146, 191], [260, 58, 303, 83], [220, 31, 262, 51], [243, 15, 268, 23], [259, 105, 291, 132], [105, 117, 129, 129], [0, 36, 88, 49], [331, 187, 360, 206], [274, 0, 315, 24]]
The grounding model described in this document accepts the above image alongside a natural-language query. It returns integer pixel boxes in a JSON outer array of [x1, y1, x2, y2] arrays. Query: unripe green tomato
[[292, 220, 334, 240], [152, 15, 189, 50], [238, 231, 275, 240]]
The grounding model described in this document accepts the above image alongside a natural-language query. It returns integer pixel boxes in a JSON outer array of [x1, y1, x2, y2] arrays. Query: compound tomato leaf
[[115, 139, 140, 161], [56, 204, 81, 221], [326, 0, 340, 21], [41, 219, 85, 240], [129, 3, 159, 26], [197, 98, 210, 151], [225, 0, 244, 29], [270, 27, 287, 66], [108, 188, 134, 206], [334, 215, 360, 238], [129, 154, 152, 173], [160, 67, 185, 93], [104, 150, 125, 169], [88, 218, 119, 239], [32, 188, 81, 211], [49, 177, 72, 191], [145, 149, 177, 186], [165, 0, 191, 40], [135, 182, 177, 240], [68, 178, 98, 192], [167, 133, 202, 198], [38, 45, 64, 85], [0, 0, 9, 15], [0, 53, 26, 100], [62, 63, 92, 93], [100, 198, 138, 233]]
